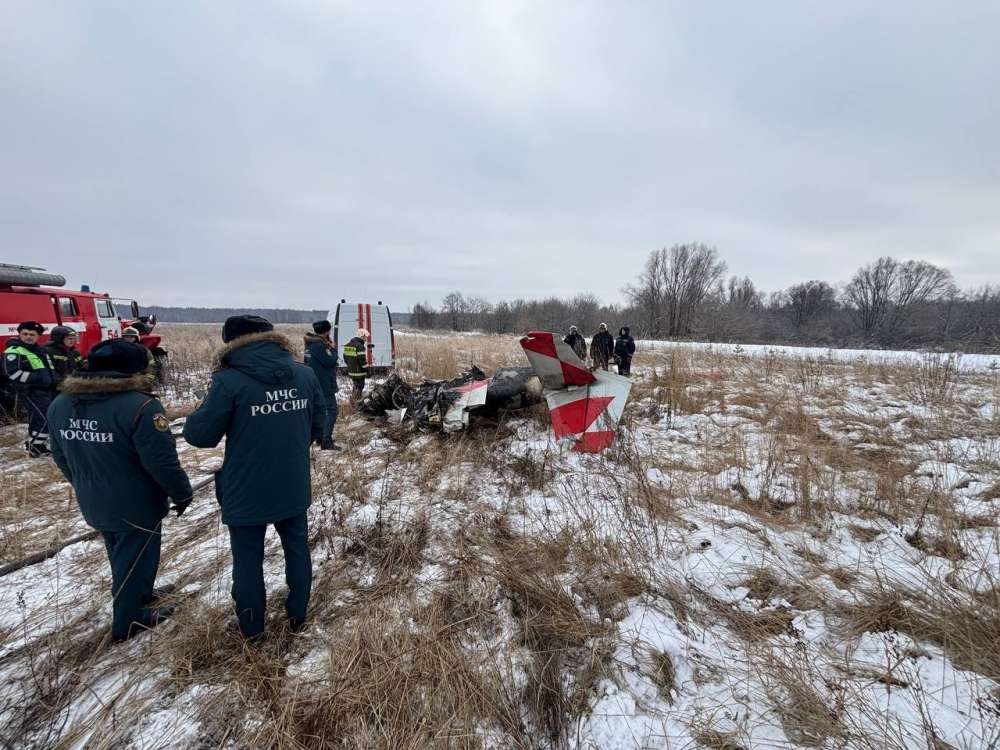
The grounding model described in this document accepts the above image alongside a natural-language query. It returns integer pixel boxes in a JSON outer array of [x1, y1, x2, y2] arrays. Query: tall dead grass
[[3, 333, 1000, 748]]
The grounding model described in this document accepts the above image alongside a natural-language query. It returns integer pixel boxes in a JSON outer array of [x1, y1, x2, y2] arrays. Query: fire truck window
[[96, 299, 116, 319], [59, 298, 78, 317]]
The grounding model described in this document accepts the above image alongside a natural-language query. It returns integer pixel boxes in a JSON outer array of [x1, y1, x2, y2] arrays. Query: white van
[[331, 300, 396, 372]]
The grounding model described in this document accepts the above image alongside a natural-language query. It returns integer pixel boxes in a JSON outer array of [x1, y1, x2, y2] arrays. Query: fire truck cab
[[0, 263, 166, 362]]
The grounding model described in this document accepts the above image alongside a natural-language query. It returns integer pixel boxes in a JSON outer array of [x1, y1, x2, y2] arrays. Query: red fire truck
[[0, 262, 166, 365]]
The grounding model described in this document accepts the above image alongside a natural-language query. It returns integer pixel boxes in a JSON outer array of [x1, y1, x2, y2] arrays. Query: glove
[[171, 497, 193, 517]]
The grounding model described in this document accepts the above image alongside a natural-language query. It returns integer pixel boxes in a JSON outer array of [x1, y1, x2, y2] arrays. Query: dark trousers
[[227, 513, 312, 637], [618, 357, 632, 377], [101, 526, 162, 640], [23, 391, 51, 453], [595, 356, 609, 371], [322, 395, 338, 442], [351, 377, 366, 400]]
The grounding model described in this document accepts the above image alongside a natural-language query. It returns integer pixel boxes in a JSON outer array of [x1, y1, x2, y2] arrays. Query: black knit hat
[[50, 325, 75, 344], [86, 340, 150, 375], [222, 315, 273, 343], [312, 319, 332, 334], [17, 321, 45, 334]]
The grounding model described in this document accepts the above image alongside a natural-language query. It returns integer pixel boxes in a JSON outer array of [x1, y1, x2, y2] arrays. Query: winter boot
[[26, 441, 51, 458], [143, 584, 178, 604], [112, 606, 176, 643]]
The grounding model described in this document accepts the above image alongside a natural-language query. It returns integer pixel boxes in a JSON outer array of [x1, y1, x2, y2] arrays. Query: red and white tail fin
[[519, 331, 595, 389], [519, 332, 631, 453]]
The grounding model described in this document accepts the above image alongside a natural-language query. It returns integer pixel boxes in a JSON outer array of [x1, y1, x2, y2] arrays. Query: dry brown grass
[[841, 580, 1000, 683], [3, 332, 1000, 748]]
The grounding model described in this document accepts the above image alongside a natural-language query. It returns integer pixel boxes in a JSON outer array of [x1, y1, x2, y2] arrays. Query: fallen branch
[[0, 474, 216, 578]]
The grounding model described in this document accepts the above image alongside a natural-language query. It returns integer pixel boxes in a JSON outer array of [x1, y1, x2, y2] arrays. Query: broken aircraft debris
[[359, 331, 631, 452]]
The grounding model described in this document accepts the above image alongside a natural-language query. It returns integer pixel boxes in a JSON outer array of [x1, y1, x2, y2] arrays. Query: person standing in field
[[42, 325, 83, 388], [303, 319, 340, 450], [3, 321, 56, 457], [563, 325, 587, 361], [343, 328, 369, 401], [47, 339, 193, 642], [589, 323, 615, 371], [183, 316, 325, 639], [614, 326, 636, 376], [122, 326, 156, 373]]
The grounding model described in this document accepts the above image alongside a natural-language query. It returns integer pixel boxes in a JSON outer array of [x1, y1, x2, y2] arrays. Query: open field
[[1, 324, 998, 748]]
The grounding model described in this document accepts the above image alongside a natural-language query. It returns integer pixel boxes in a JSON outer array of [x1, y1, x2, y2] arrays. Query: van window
[[59, 298, 78, 317], [95, 299, 116, 319]]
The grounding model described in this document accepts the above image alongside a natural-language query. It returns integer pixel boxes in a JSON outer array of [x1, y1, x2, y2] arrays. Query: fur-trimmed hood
[[212, 331, 292, 371], [302, 332, 329, 347], [60, 372, 156, 395], [212, 331, 297, 386]]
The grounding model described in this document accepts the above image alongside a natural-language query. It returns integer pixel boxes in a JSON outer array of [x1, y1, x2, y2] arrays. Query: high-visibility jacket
[[342, 336, 368, 380], [3, 338, 55, 393]]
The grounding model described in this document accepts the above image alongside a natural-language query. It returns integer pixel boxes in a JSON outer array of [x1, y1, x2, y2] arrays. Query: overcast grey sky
[[2, 1, 998, 309]]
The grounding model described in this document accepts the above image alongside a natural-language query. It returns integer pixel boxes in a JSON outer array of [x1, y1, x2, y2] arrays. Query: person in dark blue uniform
[[613, 326, 636, 376], [47, 339, 194, 641], [183, 316, 325, 639], [4, 321, 56, 457], [303, 320, 340, 450]]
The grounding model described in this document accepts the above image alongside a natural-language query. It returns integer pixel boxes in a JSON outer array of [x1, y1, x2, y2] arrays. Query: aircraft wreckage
[[359, 331, 632, 452]]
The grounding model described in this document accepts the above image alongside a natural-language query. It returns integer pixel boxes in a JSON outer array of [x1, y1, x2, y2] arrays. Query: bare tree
[[465, 296, 493, 331], [492, 300, 514, 333], [843, 257, 954, 338], [886, 260, 956, 333], [410, 301, 436, 329], [726, 276, 762, 312], [625, 243, 727, 337], [569, 292, 601, 333], [624, 250, 667, 336], [440, 291, 467, 331], [783, 280, 837, 329], [844, 257, 897, 335]]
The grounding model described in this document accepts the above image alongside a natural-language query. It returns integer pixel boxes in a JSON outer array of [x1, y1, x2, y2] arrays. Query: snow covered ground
[[0, 331, 998, 748], [637, 338, 1000, 374]]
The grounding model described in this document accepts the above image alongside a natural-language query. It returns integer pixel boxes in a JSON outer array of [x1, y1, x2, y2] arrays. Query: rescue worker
[[122, 326, 156, 372], [47, 339, 193, 642], [303, 320, 340, 450], [563, 325, 587, 361], [183, 316, 326, 639], [3, 321, 56, 457], [589, 323, 615, 371], [42, 325, 83, 388], [343, 328, 369, 401], [614, 326, 636, 377]]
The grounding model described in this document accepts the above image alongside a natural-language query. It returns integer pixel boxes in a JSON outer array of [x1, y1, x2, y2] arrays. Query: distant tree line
[[147, 307, 329, 324], [147, 306, 415, 326], [409, 243, 1000, 352]]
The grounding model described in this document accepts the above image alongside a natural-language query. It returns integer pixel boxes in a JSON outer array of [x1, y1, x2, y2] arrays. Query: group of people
[[6, 315, 632, 644], [3, 321, 152, 456], [4, 314, 377, 643], [563, 323, 636, 376]]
